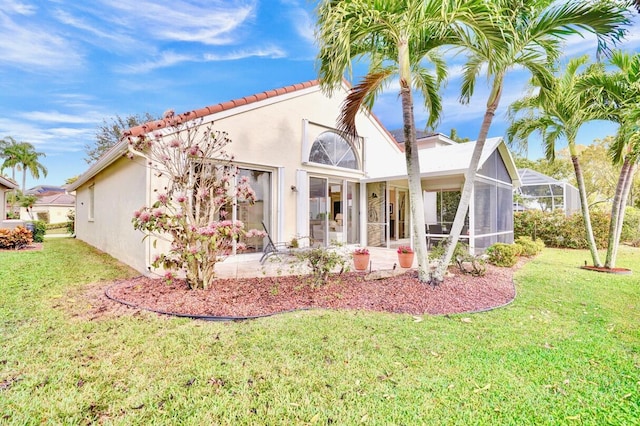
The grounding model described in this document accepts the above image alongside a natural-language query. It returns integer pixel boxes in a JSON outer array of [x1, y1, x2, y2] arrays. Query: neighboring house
[[19, 192, 75, 224], [68, 80, 520, 274], [1, 175, 19, 226], [514, 168, 580, 216]]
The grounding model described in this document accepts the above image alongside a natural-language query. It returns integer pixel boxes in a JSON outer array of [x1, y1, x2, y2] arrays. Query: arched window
[[309, 131, 358, 169]]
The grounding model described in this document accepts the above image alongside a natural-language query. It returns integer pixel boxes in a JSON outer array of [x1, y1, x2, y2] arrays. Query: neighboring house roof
[[518, 168, 577, 189], [0, 176, 18, 190], [68, 79, 398, 192], [25, 185, 66, 195], [35, 193, 75, 206], [365, 137, 521, 187], [389, 129, 440, 143]]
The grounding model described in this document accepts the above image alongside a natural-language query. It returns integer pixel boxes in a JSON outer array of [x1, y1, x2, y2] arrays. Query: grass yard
[[1, 238, 638, 425]]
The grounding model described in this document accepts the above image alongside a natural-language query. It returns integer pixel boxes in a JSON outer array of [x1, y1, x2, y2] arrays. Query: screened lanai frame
[[514, 168, 580, 216]]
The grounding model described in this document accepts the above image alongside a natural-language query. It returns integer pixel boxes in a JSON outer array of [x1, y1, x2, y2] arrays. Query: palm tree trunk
[[606, 160, 636, 268], [571, 152, 603, 267], [398, 37, 429, 282], [605, 157, 630, 268], [432, 77, 503, 284]]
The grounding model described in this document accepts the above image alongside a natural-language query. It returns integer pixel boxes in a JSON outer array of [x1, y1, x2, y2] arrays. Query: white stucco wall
[[75, 156, 149, 272]]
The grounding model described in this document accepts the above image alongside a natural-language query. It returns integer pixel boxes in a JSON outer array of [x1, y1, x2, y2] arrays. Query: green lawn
[[1, 238, 638, 425]]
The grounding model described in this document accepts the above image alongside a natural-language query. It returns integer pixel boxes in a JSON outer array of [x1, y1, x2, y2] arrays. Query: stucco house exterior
[[68, 80, 520, 275]]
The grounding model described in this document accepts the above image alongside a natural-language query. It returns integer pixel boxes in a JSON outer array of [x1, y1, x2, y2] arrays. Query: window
[[309, 131, 358, 169], [88, 184, 95, 221]]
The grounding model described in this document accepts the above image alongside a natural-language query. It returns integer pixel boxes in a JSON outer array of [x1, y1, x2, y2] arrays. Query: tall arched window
[[309, 131, 358, 170]]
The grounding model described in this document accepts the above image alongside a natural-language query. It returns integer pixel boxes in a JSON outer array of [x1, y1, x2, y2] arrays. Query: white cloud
[[123, 46, 286, 73], [18, 110, 105, 124], [279, 0, 315, 44], [101, 0, 257, 45], [0, 10, 83, 70], [0, 0, 36, 15]]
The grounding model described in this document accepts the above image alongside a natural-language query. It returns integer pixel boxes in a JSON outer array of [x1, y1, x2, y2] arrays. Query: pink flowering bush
[[353, 247, 369, 255], [129, 116, 264, 290]]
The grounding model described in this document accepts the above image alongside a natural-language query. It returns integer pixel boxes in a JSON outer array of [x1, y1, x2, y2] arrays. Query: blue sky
[[1, 0, 639, 189]]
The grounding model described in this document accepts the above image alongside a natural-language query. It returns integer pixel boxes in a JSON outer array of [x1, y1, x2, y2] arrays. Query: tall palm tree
[[1, 140, 48, 193], [506, 56, 605, 266], [435, 0, 629, 279], [580, 51, 640, 268], [315, 0, 493, 283]]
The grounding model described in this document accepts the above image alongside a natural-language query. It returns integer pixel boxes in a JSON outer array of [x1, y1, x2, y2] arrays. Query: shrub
[[295, 246, 350, 286], [515, 236, 545, 257], [0, 226, 33, 249], [28, 221, 46, 243], [12, 226, 33, 249], [397, 245, 413, 254], [430, 240, 469, 264], [129, 117, 263, 290], [514, 209, 609, 249], [455, 252, 487, 276], [486, 243, 518, 267], [0, 228, 13, 249], [66, 209, 75, 234], [621, 206, 640, 243]]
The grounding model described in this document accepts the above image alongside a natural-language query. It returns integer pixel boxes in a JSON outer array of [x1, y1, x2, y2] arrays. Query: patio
[[215, 245, 417, 279]]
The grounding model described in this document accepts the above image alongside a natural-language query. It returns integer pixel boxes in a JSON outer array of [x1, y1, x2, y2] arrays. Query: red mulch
[[104, 263, 519, 319], [0, 243, 43, 252], [580, 265, 632, 275]]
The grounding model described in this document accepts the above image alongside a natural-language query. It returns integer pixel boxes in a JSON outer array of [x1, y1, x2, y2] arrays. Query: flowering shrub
[[353, 247, 369, 255], [397, 245, 413, 254], [129, 115, 263, 290]]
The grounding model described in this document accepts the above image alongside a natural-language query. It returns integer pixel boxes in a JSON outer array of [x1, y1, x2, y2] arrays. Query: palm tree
[[506, 56, 605, 266], [1, 140, 48, 193], [580, 51, 640, 268], [315, 0, 493, 283], [434, 0, 629, 279]]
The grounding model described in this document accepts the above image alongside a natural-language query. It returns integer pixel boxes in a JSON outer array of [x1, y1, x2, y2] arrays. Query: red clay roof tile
[[123, 79, 320, 139]]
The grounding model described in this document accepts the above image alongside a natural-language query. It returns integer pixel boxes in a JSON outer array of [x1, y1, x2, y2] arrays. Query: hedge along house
[[68, 80, 520, 275]]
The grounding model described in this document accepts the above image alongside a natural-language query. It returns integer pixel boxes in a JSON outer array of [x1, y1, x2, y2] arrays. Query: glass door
[[237, 168, 271, 253], [309, 177, 327, 246]]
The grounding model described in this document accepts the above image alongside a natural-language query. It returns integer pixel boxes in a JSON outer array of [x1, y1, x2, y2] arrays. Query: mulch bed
[[580, 265, 632, 275], [104, 263, 519, 319], [0, 243, 43, 252]]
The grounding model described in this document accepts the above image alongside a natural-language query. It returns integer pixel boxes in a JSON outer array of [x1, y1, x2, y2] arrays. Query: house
[[68, 80, 520, 274], [514, 168, 580, 215], [1, 175, 19, 226], [19, 192, 75, 224]]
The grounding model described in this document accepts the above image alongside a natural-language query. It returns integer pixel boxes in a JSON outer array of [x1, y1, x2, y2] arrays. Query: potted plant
[[397, 245, 414, 268], [353, 247, 370, 271]]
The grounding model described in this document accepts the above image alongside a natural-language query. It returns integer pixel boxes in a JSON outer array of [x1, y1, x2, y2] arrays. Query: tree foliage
[[85, 113, 156, 164]]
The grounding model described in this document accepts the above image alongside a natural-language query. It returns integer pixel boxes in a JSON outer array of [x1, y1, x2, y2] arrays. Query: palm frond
[[338, 70, 393, 139]]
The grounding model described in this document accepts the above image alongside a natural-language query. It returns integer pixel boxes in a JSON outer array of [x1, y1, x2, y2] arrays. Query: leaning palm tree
[[315, 0, 493, 283], [434, 0, 630, 279], [580, 50, 640, 268], [506, 56, 606, 266]]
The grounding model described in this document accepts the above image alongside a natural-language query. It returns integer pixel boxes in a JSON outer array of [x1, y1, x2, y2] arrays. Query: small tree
[[128, 115, 263, 290]]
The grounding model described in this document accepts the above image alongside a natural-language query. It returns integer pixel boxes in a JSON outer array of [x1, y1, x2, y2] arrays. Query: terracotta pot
[[397, 252, 414, 268], [353, 254, 370, 271]]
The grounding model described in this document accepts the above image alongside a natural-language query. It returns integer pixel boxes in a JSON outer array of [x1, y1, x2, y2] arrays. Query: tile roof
[[123, 80, 320, 139]]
